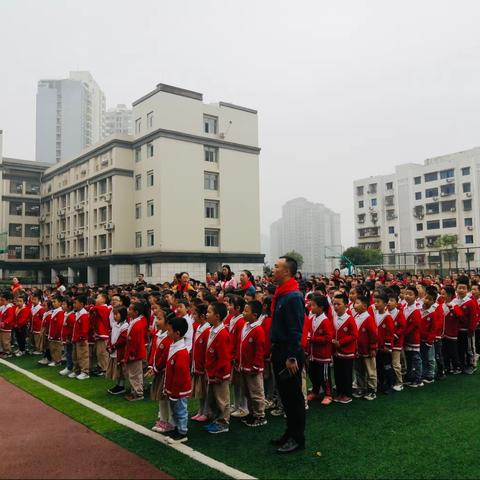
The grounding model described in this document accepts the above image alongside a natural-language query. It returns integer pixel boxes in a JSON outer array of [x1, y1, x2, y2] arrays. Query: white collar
[[228, 314, 243, 332], [52, 306, 63, 316], [211, 322, 224, 335], [403, 303, 418, 316], [195, 322, 210, 337], [312, 312, 327, 329], [374, 310, 389, 326], [75, 307, 87, 319], [31, 304, 42, 314], [388, 308, 399, 319], [422, 303, 437, 316], [168, 338, 186, 360], [355, 311, 370, 328], [242, 319, 262, 339], [333, 312, 349, 329], [128, 315, 143, 334], [156, 329, 168, 342]]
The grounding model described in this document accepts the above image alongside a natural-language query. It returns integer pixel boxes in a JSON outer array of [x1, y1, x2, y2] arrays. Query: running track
[[0, 377, 171, 479]]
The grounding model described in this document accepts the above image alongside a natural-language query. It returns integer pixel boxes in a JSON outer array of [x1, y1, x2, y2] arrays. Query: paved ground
[[0, 377, 172, 479]]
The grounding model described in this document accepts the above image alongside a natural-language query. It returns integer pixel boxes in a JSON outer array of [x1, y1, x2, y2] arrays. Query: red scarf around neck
[[240, 280, 253, 290], [271, 277, 299, 315]]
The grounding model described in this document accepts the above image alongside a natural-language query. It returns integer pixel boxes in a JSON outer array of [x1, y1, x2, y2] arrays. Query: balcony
[[358, 227, 380, 239]]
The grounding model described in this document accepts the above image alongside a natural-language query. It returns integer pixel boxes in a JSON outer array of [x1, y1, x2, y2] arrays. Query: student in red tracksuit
[[163, 316, 191, 444], [38, 301, 53, 365], [13, 293, 31, 357], [71, 295, 90, 380], [441, 285, 463, 374], [205, 302, 231, 434], [59, 297, 75, 376], [226, 294, 247, 418], [373, 292, 395, 393], [30, 292, 45, 355], [332, 293, 358, 404], [387, 291, 406, 391], [106, 306, 129, 395], [123, 301, 148, 401], [427, 285, 446, 380], [239, 300, 266, 427], [47, 295, 65, 366], [403, 286, 423, 387], [307, 295, 335, 405], [455, 276, 478, 374], [145, 306, 173, 433], [353, 294, 377, 400], [191, 303, 211, 422], [419, 289, 439, 383], [0, 291, 16, 357], [90, 293, 111, 375]]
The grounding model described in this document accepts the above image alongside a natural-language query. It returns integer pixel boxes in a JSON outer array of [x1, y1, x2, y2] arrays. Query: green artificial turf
[[2, 355, 480, 479]]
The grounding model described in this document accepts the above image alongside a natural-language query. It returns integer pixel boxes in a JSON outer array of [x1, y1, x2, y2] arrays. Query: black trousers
[[333, 357, 353, 397], [434, 339, 445, 376], [376, 351, 394, 392], [458, 331, 474, 369], [272, 345, 305, 445], [442, 337, 459, 371], [308, 361, 332, 397], [13, 326, 27, 352]]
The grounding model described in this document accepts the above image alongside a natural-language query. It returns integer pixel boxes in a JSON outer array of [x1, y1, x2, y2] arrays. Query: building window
[[99, 207, 107, 223], [441, 200, 456, 212], [442, 218, 457, 229], [465, 235, 474, 244], [25, 181, 40, 195], [463, 199, 472, 211], [8, 245, 22, 259], [147, 230, 154, 246], [427, 220, 440, 230], [356, 186, 364, 196], [416, 239, 425, 249], [388, 226, 395, 234], [415, 192, 422, 200], [98, 179, 107, 195], [205, 228, 219, 247], [135, 203, 142, 219], [386, 182, 393, 190], [463, 182, 471, 193], [10, 179, 23, 194], [204, 172, 219, 190], [426, 203, 439, 215], [99, 234, 107, 251], [358, 200, 364, 208], [145, 261, 152, 277], [135, 147, 141, 163], [204, 146, 218, 163], [24, 246, 40, 259], [424, 172, 438, 182], [414, 176, 421, 185], [9, 201, 23, 216], [147, 200, 154, 217], [368, 183, 377, 194], [147, 170, 154, 187], [147, 143, 154, 157], [425, 188, 439, 198], [9, 224, 22, 237], [440, 169, 454, 179], [205, 200, 219, 219], [440, 184, 455, 196], [371, 198, 377, 207], [135, 232, 142, 248], [25, 224, 40, 237], [389, 241, 395, 250], [135, 118, 141, 134], [416, 223, 423, 231], [25, 203, 40, 217], [147, 111, 154, 129], [135, 174, 142, 190], [462, 166, 470, 176], [204, 115, 218, 134], [465, 218, 473, 227]]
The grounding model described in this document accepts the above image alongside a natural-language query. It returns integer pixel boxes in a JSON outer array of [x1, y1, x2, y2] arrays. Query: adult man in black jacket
[[270, 256, 305, 454]]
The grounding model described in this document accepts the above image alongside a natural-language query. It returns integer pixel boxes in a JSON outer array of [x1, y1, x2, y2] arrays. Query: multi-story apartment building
[[105, 104, 133, 136], [34, 83, 263, 284], [36, 71, 106, 164], [270, 197, 341, 275], [354, 147, 480, 268], [0, 131, 50, 282]]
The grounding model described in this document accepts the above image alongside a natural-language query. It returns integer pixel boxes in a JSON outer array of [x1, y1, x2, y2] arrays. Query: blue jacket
[[270, 290, 305, 359]]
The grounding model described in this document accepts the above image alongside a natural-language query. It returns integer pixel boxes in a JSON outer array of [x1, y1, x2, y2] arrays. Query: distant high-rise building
[[270, 197, 341, 274], [35, 71, 106, 163], [105, 104, 133, 136]]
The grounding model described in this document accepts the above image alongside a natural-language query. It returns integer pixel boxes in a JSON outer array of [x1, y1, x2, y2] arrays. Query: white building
[[32, 83, 263, 284], [105, 104, 132, 136], [270, 197, 341, 275], [36, 71, 106, 164], [353, 147, 480, 269]]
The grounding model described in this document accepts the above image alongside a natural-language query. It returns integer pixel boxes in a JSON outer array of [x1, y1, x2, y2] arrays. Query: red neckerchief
[[271, 277, 299, 315], [240, 281, 253, 290]]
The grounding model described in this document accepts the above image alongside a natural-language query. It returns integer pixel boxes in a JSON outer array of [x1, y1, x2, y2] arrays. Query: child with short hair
[[0, 291, 16, 358], [13, 293, 31, 357], [37, 300, 53, 365], [90, 293, 111, 376], [387, 291, 406, 391], [163, 316, 191, 444], [420, 289, 440, 383], [441, 285, 462, 374], [239, 300, 266, 427], [403, 286, 423, 387], [175, 299, 194, 352], [205, 302, 232, 434], [307, 295, 335, 405], [70, 295, 90, 380], [47, 295, 65, 366], [30, 292, 45, 355], [106, 306, 129, 395], [191, 303, 211, 422], [59, 297, 75, 376]]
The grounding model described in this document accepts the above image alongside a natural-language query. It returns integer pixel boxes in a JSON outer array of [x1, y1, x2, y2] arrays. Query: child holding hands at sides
[[191, 303, 211, 422], [59, 297, 75, 376], [204, 302, 232, 434], [30, 292, 45, 355], [146, 305, 173, 432], [163, 316, 192, 444], [70, 295, 90, 380], [106, 306, 129, 395]]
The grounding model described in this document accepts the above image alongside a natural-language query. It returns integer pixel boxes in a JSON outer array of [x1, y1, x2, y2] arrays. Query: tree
[[263, 263, 272, 277], [283, 250, 304, 270], [340, 246, 383, 268], [434, 234, 458, 249]]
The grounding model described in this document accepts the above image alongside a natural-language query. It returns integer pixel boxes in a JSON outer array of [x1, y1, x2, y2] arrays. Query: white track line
[[0, 359, 256, 480]]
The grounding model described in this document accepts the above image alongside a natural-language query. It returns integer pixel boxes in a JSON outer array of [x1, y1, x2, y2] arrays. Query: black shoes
[[107, 385, 126, 395], [276, 438, 305, 454], [270, 434, 288, 446]]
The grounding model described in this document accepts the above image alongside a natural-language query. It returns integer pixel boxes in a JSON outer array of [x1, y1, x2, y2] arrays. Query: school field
[[1, 357, 479, 480]]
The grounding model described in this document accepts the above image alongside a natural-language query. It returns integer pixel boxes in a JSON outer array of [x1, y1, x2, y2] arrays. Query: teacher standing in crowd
[[270, 256, 306, 454]]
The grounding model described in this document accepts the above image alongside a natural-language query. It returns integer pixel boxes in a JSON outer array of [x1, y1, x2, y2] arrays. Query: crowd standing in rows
[[0, 263, 479, 452]]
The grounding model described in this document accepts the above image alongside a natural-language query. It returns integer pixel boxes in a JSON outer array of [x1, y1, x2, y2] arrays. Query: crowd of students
[[0, 265, 479, 445]]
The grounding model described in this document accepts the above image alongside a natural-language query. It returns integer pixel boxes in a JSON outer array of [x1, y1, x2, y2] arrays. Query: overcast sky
[[2, 0, 480, 249]]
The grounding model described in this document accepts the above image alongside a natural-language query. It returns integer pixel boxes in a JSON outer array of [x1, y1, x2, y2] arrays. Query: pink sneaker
[[191, 414, 200, 421], [152, 421, 175, 433], [321, 396, 332, 406], [194, 414, 208, 422]]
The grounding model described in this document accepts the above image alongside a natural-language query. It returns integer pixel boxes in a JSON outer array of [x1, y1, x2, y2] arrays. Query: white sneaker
[[76, 372, 90, 380], [48, 361, 57, 367], [32, 351, 43, 355], [231, 408, 249, 418], [59, 368, 72, 376], [392, 384, 404, 392], [15, 351, 25, 357], [37, 358, 50, 365], [68, 371, 78, 378]]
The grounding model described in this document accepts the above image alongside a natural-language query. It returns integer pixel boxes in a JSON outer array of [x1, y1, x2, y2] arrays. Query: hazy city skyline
[[3, 0, 480, 248]]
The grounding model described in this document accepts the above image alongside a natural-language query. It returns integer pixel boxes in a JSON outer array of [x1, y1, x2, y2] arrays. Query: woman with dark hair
[[11, 277, 23, 294], [237, 270, 256, 296], [220, 264, 237, 290], [55, 275, 66, 294]]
